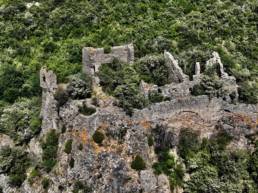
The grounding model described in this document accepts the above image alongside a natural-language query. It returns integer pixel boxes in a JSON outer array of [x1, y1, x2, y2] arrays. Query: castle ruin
[[82, 44, 134, 84]]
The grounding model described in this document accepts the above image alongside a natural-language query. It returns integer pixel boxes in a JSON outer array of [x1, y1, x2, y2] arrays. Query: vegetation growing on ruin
[[131, 155, 146, 171], [153, 150, 185, 189], [64, 139, 73, 154], [73, 181, 92, 193], [42, 177, 51, 190], [92, 130, 105, 145], [98, 57, 168, 114], [41, 129, 59, 172], [28, 167, 41, 185], [0, 0, 257, 191]]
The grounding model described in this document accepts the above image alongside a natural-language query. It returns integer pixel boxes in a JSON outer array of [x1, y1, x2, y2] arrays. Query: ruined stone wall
[[133, 95, 223, 122], [40, 68, 59, 134], [82, 44, 134, 77]]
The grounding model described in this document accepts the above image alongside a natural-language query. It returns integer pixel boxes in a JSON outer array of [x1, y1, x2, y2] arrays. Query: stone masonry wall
[[82, 44, 134, 79]]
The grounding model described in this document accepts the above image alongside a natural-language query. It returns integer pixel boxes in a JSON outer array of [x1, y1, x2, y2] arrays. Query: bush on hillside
[[131, 155, 146, 171], [42, 178, 50, 190], [0, 97, 41, 144], [0, 146, 30, 187], [64, 139, 73, 154], [67, 73, 92, 100], [92, 131, 105, 145], [134, 55, 169, 86], [178, 128, 200, 160]]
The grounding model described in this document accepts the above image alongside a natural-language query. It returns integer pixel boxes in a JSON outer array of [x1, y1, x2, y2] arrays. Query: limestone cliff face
[[1, 46, 257, 193], [24, 71, 256, 193], [29, 89, 256, 193]]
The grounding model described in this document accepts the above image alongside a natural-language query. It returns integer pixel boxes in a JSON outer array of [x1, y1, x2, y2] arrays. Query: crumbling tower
[[82, 44, 134, 84]]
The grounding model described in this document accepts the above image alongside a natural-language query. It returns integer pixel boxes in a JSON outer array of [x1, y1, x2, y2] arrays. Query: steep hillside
[[0, 1, 258, 193], [0, 0, 257, 103]]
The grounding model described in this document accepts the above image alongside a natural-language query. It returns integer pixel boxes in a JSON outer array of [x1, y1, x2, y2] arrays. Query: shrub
[[0, 63, 26, 103], [29, 116, 42, 135], [92, 131, 105, 145], [148, 136, 154, 147], [148, 90, 164, 103], [0, 100, 7, 116], [134, 55, 169, 86], [54, 87, 69, 108], [249, 141, 258, 184], [0, 97, 41, 144], [98, 59, 125, 95], [153, 149, 185, 189], [0, 146, 30, 187], [238, 81, 258, 104], [178, 128, 200, 159], [69, 157, 75, 168], [211, 130, 233, 150], [114, 84, 147, 116], [103, 46, 112, 54], [42, 178, 50, 190], [66, 73, 92, 100], [79, 103, 96, 116], [131, 155, 146, 171], [191, 75, 223, 98], [73, 181, 92, 193], [41, 130, 59, 172], [28, 167, 40, 185], [78, 143, 83, 151], [61, 125, 67, 133], [64, 139, 73, 154]]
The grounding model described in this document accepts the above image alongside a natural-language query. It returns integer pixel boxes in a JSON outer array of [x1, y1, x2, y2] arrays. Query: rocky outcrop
[[2, 46, 257, 193], [140, 170, 157, 193], [139, 80, 158, 98]]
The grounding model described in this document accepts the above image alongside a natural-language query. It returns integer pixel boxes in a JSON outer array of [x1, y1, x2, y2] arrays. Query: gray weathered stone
[[40, 68, 59, 134], [157, 174, 171, 193], [82, 44, 134, 84], [206, 51, 229, 78], [139, 80, 159, 98], [140, 170, 157, 193], [164, 51, 189, 83], [195, 62, 201, 76]]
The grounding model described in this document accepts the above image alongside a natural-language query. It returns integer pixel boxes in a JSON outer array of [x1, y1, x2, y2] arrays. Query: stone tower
[[82, 44, 134, 84]]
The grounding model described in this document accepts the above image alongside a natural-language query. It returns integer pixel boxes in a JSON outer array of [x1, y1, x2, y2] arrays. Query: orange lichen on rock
[[97, 123, 109, 130], [71, 129, 88, 144], [139, 120, 151, 130], [231, 113, 257, 130], [92, 141, 102, 154], [79, 130, 88, 144]]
